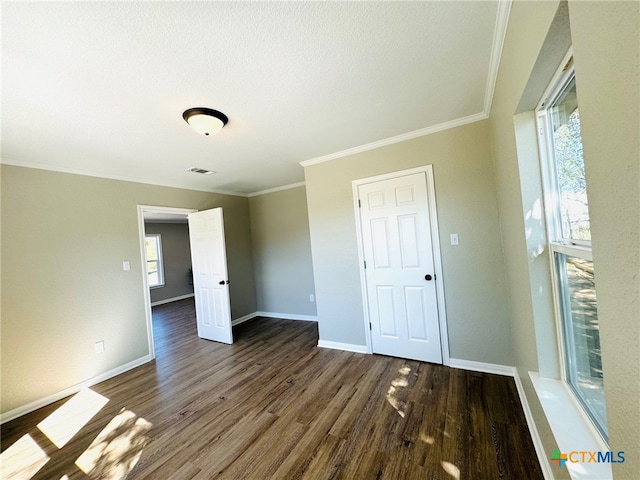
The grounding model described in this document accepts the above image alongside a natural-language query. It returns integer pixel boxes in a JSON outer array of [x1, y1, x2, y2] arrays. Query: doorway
[[137, 205, 197, 359], [353, 166, 450, 364]]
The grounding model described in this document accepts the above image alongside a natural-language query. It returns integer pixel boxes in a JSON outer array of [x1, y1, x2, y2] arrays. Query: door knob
[[424, 274, 433, 281], [219, 280, 225, 285]]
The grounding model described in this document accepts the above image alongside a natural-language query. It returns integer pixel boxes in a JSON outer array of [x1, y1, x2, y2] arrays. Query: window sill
[[529, 372, 611, 480]]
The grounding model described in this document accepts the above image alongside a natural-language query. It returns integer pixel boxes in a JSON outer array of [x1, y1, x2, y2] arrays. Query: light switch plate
[[450, 233, 459, 246], [122, 260, 131, 271]]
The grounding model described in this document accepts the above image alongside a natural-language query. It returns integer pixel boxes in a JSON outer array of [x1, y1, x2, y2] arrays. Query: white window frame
[[145, 234, 165, 289], [536, 49, 608, 444]]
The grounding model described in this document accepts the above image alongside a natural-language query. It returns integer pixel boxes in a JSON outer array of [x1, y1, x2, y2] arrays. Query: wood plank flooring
[[1, 299, 543, 479]]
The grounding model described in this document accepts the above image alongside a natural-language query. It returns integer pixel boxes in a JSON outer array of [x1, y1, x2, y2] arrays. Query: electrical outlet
[[95, 341, 105, 354]]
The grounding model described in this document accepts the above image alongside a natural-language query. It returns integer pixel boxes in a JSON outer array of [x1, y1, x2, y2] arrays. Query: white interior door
[[358, 172, 442, 363], [188, 208, 233, 344]]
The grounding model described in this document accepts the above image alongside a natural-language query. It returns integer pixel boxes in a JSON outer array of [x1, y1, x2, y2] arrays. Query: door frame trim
[[351, 165, 450, 365], [137, 205, 198, 360]]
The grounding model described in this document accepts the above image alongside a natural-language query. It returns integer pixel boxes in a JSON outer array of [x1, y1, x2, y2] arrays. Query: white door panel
[[359, 172, 442, 363], [188, 208, 233, 344]]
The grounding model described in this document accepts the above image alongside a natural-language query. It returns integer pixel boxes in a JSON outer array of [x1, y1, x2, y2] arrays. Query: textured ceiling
[[2, 1, 509, 196]]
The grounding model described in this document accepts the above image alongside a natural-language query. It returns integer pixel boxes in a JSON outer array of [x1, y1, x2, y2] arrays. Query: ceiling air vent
[[186, 167, 216, 175]]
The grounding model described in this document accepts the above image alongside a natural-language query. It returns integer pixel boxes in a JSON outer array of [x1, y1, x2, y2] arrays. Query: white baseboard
[[515, 372, 555, 480], [151, 293, 194, 307], [232, 311, 318, 326], [255, 311, 318, 322], [317, 340, 368, 354], [1, 354, 153, 425], [448, 358, 516, 377], [232, 312, 258, 326]]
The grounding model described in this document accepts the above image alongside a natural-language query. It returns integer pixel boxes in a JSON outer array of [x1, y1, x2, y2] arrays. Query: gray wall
[[488, 3, 572, 475], [570, 5, 639, 470], [490, 0, 639, 476], [304, 120, 513, 365], [249, 186, 317, 316], [1, 165, 256, 414], [144, 222, 193, 304]]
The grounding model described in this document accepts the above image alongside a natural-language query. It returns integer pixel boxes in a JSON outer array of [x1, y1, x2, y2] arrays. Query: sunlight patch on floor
[[391, 377, 409, 388], [0, 434, 49, 480], [441, 461, 460, 479], [37, 388, 109, 449], [420, 433, 435, 445], [2, 388, 151, 480], [386, 364, 411, 418], [75, 408, 152, 480]]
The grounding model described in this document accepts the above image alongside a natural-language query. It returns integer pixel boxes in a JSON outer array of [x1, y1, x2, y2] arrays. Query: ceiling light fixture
[[182, 108, 228, 136]]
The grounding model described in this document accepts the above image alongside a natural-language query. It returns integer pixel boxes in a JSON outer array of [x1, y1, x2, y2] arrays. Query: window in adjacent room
[[145, 234, 164, 288], [537, 51, 607, 442]]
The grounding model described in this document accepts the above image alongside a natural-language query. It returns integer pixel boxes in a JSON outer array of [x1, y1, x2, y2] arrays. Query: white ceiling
[[2, 1, 509, 197]]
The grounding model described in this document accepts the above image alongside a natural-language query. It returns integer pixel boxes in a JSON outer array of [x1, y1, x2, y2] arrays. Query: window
[[537, 52, 607, 442], [145, 234, 164, 288]]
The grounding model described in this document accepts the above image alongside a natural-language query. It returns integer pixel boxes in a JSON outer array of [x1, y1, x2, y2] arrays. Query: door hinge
[[358, 199, 361, 208], [369, 322, 372, 330], [364, 260, 367, 269]]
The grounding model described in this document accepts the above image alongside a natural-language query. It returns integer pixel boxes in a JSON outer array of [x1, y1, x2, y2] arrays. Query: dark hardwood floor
[[1, 299, 543, 479]]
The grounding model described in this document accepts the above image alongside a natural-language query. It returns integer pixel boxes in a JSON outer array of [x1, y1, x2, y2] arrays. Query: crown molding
[[299, 112, 487, 168], [484, 0, 513, 116], [0, 158, 249, 197], [248, 181, 306, 197]]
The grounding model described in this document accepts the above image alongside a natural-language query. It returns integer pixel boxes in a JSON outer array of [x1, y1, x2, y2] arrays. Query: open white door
[[188, 208, 233, 344], [358, 171, 442, 364]]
